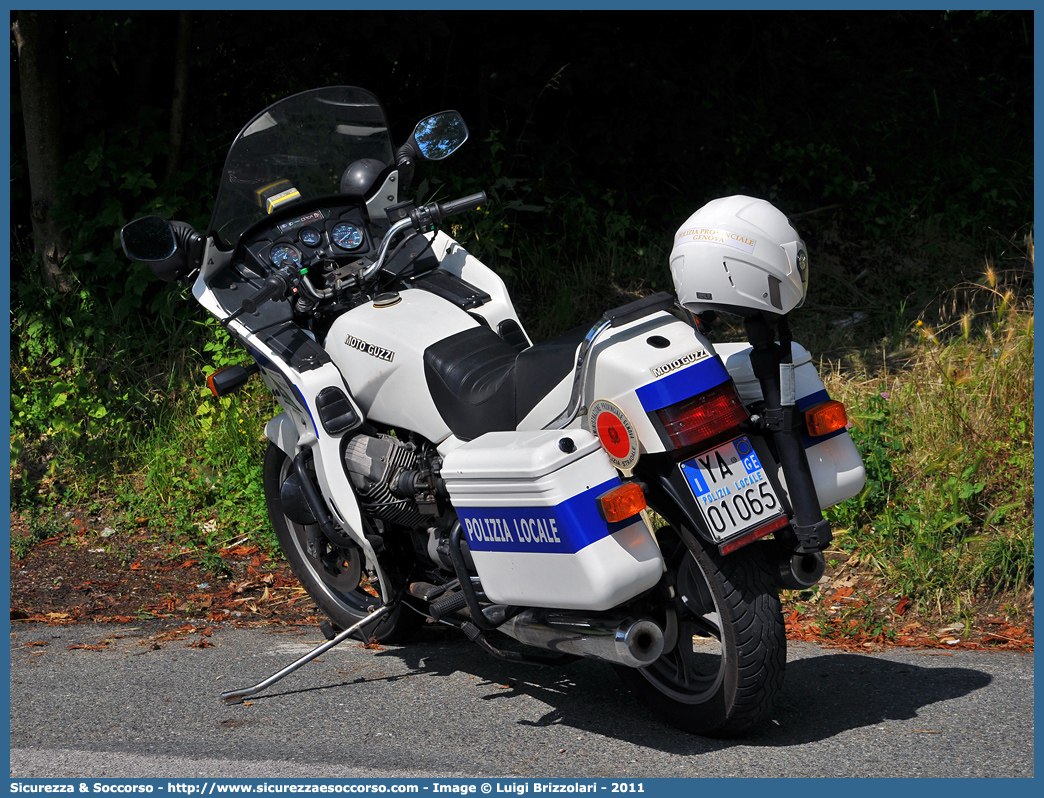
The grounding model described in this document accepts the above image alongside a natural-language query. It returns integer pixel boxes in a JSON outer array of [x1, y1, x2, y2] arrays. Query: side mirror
[[395, 111, 469, 194], [121, 216, 177, 262], [121, 215, 201, 283], [412, 111, 469, 161]]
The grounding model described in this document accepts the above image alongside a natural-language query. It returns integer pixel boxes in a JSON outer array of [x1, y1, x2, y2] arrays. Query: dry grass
[[822, 247, 1033, 613]]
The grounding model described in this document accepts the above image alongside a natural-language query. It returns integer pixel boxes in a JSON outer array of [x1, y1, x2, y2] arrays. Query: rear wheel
[[615, 524, 786, 736], [263, 441, 421, 643]]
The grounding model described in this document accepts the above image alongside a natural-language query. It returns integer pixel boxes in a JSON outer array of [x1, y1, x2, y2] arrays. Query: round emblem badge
[[588, 399, 640, 472]]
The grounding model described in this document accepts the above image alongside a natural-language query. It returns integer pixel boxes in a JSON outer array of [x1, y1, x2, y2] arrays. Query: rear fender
[[635, 429, 788, 554], [636, 454, 720, 549]]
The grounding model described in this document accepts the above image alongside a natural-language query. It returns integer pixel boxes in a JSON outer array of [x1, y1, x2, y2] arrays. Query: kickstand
[[220, 603, 394, 704]]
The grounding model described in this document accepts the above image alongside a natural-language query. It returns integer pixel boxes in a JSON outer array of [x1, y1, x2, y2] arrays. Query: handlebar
[[409, 192, 488, 229], [241, 271, 291, 314], [438, 192, 488, 218], [220, 270, 291, 327], [362, 191, 488, 282], [226, 191, 490, 322]]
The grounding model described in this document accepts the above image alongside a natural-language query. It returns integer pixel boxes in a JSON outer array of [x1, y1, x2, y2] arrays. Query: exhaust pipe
[[777, 550, 826, 590], [497, 610, 664, 668]]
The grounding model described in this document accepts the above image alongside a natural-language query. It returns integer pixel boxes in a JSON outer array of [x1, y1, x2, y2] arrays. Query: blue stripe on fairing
[[797, 389, 829, 411], [457, 478, 631, 554], [248, 344, 319, 433], [635, 356, 732, 412]]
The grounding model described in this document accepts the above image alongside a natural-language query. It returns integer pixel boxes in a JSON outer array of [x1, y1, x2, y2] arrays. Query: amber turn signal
[[207, 364, 257, 397], [598, 482, 647, 523], [805, 399, 848, 437], [206, 371, 223, 397]]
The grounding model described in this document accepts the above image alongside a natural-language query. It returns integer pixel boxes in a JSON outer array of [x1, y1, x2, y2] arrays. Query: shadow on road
[[252, 627, 994, 753], [747, 652, 993, 746]]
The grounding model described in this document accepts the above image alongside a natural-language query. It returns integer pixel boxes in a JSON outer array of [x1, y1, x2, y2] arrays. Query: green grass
[[124, 383, 278, 555], [10, 293, 280, 565]]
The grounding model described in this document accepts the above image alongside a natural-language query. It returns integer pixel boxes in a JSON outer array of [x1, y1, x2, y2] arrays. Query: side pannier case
[[441, 430, 664, 610]]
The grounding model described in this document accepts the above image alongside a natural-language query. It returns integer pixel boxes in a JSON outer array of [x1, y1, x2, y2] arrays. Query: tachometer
[[332, 222, 364, 251], [269, 244, 302, 267]]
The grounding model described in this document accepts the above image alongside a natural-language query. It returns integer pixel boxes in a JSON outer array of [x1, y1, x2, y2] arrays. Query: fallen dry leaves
[[10, 511, 318, 630], [776, 552, 1034, 652], [8, 508, 1034, 652]]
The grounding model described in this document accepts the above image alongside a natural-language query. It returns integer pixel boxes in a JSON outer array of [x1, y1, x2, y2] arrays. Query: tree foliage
[[11, 12, 1033, 270]]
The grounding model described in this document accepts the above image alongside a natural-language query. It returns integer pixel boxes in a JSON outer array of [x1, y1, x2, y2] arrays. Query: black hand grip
[[605, 291, 676, 328], [436, 191, 488, 220], [241, 272, 289, 314], [409, 192, 487, 231]]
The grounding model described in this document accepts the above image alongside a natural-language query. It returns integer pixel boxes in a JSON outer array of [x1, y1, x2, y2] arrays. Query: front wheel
[[263, 441, 421, 643], [615, 525, 786, 737]]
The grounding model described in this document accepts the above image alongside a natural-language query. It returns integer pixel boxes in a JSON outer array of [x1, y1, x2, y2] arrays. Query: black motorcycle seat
[[423, 324, 586, 441], [514, 324, 587, 417]]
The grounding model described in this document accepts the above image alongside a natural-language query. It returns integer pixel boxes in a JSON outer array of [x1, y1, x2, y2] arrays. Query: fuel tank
[[324, 289, 479, 442]]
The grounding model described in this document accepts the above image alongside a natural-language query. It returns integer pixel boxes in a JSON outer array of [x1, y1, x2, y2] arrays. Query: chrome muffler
[[497, 610, 665, 668]]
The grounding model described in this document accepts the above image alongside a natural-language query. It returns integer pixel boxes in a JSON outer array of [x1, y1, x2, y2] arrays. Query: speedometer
[[332, 223, 364, 251], [269, 244, 302, 267]]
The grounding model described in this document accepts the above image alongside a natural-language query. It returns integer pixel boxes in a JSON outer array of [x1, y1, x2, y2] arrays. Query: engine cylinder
[[342, 434, 427, 528]]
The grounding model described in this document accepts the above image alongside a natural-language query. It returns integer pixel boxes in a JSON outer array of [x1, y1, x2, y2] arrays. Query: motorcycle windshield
[[208, 86, 395, 250]]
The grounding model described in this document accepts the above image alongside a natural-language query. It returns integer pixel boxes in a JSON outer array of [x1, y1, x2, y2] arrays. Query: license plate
[[680, 436, 784, 542]]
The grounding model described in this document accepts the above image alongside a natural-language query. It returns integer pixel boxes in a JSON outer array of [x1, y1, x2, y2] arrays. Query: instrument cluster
[[241, 204, 373, 276]]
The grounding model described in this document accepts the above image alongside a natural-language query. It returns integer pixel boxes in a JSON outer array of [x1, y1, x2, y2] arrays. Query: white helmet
[[670, 195, 808, 317]]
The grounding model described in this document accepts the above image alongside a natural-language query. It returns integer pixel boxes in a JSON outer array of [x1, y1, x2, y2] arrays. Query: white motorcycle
[[121, 86, 865, 737]]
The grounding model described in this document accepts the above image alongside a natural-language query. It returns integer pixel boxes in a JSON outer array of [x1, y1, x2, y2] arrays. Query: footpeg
[[408, 581, 449, 602], [430, 590, 468, 621]]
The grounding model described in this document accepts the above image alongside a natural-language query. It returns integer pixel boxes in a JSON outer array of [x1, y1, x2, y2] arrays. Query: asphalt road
[[9, 621, 1034, 778]]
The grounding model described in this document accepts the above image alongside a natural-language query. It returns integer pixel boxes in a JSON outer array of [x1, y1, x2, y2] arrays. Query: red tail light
[[656, 381, 749, 449]]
